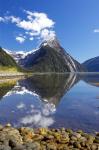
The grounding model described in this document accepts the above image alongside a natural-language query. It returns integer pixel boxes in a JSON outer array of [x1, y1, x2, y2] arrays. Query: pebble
[[5, 123, 12, 127], [0, 124, 98, 150]]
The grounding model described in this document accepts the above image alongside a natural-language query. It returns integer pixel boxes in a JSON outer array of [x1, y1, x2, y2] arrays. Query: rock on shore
[[0, 124, 98, 150]]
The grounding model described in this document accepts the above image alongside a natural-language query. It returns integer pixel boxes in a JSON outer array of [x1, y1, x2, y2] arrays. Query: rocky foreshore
[[0, 124, 98, 150]]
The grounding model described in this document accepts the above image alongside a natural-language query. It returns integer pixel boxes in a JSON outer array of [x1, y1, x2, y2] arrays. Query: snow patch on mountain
[[41, 37, 60, 49], [3, 48, 39, 63]]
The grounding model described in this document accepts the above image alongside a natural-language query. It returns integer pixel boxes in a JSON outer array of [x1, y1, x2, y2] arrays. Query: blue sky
[[0, 0, 99, 62]]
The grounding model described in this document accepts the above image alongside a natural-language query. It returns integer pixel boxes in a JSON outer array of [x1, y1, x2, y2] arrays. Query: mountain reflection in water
[[18, 73, 78, 105], [0, 73, 99, 133]]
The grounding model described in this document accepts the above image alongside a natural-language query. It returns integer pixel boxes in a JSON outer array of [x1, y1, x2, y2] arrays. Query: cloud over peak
[[0, 10, 56, 44]]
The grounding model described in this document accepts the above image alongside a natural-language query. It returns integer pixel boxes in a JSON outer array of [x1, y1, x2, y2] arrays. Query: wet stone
[[96, 132, 99, 136], [57, 144, 70, 150], [94, 136, 99, 143], [24, 142, 41, 150], [0, 125, 98, 150], [5, 123, 11, 128], [47, 142, 57, 150], [73, 142, 81, 149], [41, 145, 46, 150], [91, 144, 97, 150], [9, 139, 18, 148], [0, 125, 3, 130], [66, 129, 73, 134], [33, 134, 44, 141], [77, 130, 83, 134], [70, 136, 77, 141], [72, 132, 81, 139], [44, 135, 54, 140], [12, 145, 25, 150], [0, 145, 11, 150]]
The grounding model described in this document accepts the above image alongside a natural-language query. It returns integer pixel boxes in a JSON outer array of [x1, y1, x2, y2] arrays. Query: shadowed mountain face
[[8, 39, 84, 72], [83, 56, 99, 72]]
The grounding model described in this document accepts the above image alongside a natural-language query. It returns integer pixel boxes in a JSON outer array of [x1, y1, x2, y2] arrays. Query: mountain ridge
[[83, 56, 99, 72], [1, 38, 85, 73], [18, 38, 84, 72]]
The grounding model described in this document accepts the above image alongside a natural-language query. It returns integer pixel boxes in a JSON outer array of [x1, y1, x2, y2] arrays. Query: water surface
[[0, 73, 99, 133]]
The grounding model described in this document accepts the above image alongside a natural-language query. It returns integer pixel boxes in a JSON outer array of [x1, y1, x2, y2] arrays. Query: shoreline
[[0, 72, 33, 80], [0, 124, 98, 150], [0, 71, 99, 79], [0, 72, 25, 79]]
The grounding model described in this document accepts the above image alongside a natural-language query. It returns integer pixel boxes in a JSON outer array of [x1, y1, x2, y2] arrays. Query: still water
[[0, 73, 99, 133]]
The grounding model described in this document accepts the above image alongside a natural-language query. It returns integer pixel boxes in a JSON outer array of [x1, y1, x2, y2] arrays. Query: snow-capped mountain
[[3, 38, 84, 72], [41, 37, 62, 51], [19, 38, 84, 72], [4, 48, 38, 63]]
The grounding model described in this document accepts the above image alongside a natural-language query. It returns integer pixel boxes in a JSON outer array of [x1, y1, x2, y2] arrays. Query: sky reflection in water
[[0, 73, 99, 133]]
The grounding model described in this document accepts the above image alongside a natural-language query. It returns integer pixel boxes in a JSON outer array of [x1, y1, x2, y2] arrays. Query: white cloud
[[0, 10, 56, 43], [17, 102, 26, 109], [42, 103, 56, 116], [25, 10, 55, 28], [0, 17, 5, 22], [0, 16, 20, 24], [26, 31, 39, 36], [19, 100, 55, 127], [16, 11, 55, 39], [94, 29, 99, 33], [40, 29, 56, 40], [29, 37, 34, 41], [39, 116, 54, 127], [16, 36, 25, 43], [20, 112, 54, 128], [6, 16, 20, 24]]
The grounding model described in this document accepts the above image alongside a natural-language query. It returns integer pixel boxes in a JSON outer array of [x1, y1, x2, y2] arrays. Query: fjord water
[[0, 73, 99, 133]]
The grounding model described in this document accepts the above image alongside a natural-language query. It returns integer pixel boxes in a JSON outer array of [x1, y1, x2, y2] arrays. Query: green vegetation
[[0, 80, 16, 88], [0, 66, 19, 73], [0, 79, 17, 100], [0, 47, 22, 73]]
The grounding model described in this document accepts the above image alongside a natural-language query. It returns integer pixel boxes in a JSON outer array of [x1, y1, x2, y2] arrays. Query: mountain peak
[[41, 37, 61, 50]]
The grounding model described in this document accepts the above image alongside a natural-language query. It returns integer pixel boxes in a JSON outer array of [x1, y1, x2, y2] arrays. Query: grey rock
[[0, 145, 11, 150], [25, 142, 41, 150]]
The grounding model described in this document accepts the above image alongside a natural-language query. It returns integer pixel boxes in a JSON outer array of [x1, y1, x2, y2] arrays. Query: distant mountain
[[4, 48, 38, 63], [7, 38, 83, 72], [0, 47, 21, 71], [83, 56, 99, 72]]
